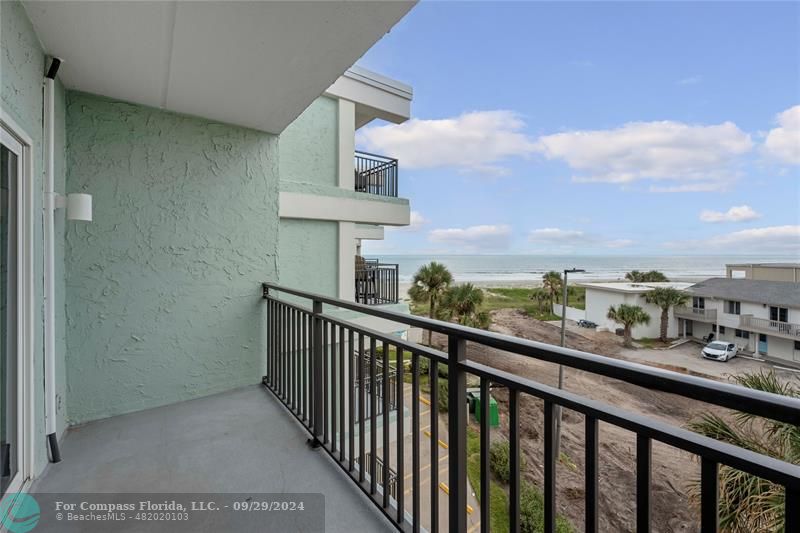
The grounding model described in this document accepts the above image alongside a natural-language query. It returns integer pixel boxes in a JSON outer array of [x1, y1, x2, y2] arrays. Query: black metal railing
[[355, 262, 399, 305], [355, 151, 398, 197], [261, 282, 800, 533]]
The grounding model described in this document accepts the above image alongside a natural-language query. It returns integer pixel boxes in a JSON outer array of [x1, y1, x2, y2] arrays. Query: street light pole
[[555, 267, 585, 458]]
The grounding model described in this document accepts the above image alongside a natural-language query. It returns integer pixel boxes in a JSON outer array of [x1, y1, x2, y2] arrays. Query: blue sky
[[356, 1, 799, 256]]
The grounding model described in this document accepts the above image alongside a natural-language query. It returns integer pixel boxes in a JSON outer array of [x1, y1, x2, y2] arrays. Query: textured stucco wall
[[279, 96, 337, 187], [278, 219, 338, 298], [1, 0, 68, 475], [64, 91, 279, 424]]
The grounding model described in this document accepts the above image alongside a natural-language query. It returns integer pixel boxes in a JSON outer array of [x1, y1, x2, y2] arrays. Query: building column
[[337, 99, 355, 191], [338, 221, 356, 301]]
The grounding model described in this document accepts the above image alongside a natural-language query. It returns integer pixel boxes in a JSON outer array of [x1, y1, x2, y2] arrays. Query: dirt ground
[[429, 308, 776, 533]]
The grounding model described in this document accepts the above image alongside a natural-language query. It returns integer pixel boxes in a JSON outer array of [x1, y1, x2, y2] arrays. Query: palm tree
[[606, 304, 650, 348], [441, 283, 490, 328], [542, 271, 563, 310], [408, 262, 453, 345], [688, 371, 799, 531], [626, 270, 669, 282], [644, 287, 689, 342]]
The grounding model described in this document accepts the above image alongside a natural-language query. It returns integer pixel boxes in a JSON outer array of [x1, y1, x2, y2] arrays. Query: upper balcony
[[740, 314, 800, 340], [355, 258, 399, 305], [674, 305, 718, 323], [355, 151, 399, 198]]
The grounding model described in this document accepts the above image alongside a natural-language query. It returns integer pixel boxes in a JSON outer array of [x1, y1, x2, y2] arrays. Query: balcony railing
[[674, 306, 718, 322], [740, 314, 800, 340], [355, 262, 399, 305], [261, 282, 800, 532], [355, 151, 398, 197]]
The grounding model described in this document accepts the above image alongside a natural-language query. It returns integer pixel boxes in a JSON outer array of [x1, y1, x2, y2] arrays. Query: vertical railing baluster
[[510, 389, 520, 533], [348, 328, 355, 472], [544, 400, 555, 533], [339, 325, 346, 462], [396, 346, 405, 524], [448, 336, 467, 533], [290, 308, 296, 411], [281, 305, 286, 399], [359, 332, 366, 483], [331, 324, 338, 454], [382, 341, 390, 508], [412, 352, 421, 533], [370, 336, 378, 496], [636, 435, 652, 532], [585, 415, 599, 533], [480, 376, 490, 533], [430, 356, 439, 533], [786, 486, 798, 533], [311, 300, 323, 446], [700, 458, 718, 532], [323, 320, 330, 445], [302, 312, 308, 422]]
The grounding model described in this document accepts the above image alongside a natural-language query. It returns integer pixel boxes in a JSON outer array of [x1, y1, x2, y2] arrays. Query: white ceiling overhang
[[23, 1, 416, 134]]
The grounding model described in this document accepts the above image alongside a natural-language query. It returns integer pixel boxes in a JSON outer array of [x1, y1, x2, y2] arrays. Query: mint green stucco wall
[[278, 219, 338, 298], [279, 96, 337, 188], [64, 92, 279, 424], [1, 0, 68, 475]]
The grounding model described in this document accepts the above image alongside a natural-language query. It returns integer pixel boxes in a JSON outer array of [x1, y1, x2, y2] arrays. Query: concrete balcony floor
[[33, 385, 393, 532]]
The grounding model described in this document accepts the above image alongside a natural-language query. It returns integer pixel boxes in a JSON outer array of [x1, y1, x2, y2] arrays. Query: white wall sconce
[[54, 192, 92, 221]]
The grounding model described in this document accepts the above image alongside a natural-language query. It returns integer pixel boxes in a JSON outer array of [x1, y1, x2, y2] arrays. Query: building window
[[719, 325, 726, 334], [712, 324, 717, 332], [795, 340, 800, 351], [725, 300, 741, 315], [735, 329, 750, 339], [770, 306, 788, 322], [692, 297, 705, 309]]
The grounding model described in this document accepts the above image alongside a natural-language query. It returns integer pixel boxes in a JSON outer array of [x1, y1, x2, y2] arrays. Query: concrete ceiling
[[23, 1, 415, 134]]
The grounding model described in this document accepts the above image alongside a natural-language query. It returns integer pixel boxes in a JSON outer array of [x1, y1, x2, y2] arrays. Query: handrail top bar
[[354, 150, 399, 162], [262, 282, 800, 425], [466, 360, 800, 489]]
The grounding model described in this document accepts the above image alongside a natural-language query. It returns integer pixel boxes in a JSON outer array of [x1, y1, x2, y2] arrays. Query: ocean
[[369, 255, 799, 285]]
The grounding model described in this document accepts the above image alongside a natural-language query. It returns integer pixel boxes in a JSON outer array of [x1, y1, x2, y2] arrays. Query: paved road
[[395, 382, 482, 532]]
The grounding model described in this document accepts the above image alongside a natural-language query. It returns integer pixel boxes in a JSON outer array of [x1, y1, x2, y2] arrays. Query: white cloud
[[699, 205, 760, 223], [664, 225, 800, 253], [536, 120, 753, 191], [428, 224, 512, 251], [357, 111, 537, 176], [528, 228, 634, 250], [677, 76, 702, 86], [763, 105, 800, 165]]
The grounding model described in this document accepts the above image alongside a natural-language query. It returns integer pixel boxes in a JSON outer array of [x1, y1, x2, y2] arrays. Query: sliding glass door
[[0, 128, 22, 495]]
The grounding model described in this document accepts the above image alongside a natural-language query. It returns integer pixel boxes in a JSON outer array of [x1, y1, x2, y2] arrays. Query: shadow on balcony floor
[[33, 385, 393, 532]]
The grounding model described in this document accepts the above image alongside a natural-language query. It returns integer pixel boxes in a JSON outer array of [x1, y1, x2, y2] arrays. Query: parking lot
[[558, 320, 800, 383]]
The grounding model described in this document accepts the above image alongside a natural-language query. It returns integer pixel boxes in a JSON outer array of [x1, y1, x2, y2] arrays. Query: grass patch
[[466, 426, 510, 533], [465, 427, 573, 533]]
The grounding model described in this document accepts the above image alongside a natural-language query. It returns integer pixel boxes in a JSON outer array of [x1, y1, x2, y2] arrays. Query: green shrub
[[489, 440, 526, 483], [437, 379, 448, 412], [520, 481, 573, 533]]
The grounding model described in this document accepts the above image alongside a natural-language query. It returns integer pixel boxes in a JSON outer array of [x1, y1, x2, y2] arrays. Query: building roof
[[579, 281, 693, 294], [726, 262, 800, 268], [688, 277, 800, 308]]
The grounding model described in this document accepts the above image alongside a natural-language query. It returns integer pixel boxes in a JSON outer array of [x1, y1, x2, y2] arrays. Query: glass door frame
[[1, 110, 35, 495]]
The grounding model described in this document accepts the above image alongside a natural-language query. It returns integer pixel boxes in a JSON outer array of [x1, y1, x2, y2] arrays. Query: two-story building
[[675, 264, 800, 366]]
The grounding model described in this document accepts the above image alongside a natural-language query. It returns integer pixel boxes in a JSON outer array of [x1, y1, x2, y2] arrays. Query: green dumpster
[[474, 393, 499, 427]]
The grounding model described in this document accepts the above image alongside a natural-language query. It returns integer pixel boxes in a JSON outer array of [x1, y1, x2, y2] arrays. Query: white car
[[701, 341, 738, 362]]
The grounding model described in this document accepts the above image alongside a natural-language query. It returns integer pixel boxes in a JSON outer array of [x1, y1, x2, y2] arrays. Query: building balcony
[[740, 314, 800, 340], [674, 306, 718, 323], [355, 260, 399, 305], [355, 151, 398, 198]]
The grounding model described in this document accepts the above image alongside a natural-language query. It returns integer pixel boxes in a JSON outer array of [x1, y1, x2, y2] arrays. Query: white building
[[581, 282, 694, 339], [677, 276, 800, 366]]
